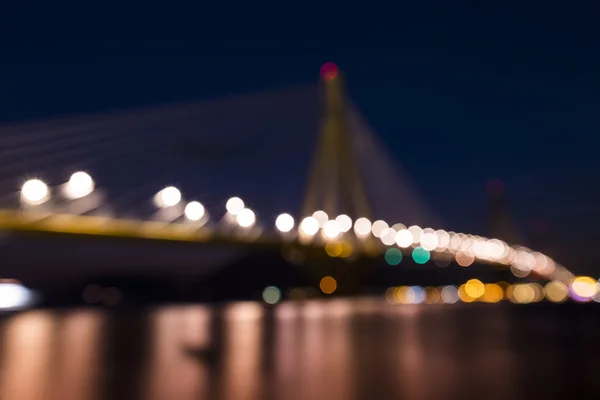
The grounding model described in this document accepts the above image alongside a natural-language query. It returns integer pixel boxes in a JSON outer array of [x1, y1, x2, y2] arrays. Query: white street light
[[154, 186, 181, 208], [63, 171, 95, 199], [184, 201, 205, 221], [275, 213, 295, 233], [21, 179, 49, 205]]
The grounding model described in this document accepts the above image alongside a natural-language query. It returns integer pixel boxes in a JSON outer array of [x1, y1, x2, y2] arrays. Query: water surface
[[0, 300, 597, 399]]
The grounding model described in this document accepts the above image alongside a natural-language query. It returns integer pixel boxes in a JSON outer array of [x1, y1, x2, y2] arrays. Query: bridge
[[0, 63, 596, 306]]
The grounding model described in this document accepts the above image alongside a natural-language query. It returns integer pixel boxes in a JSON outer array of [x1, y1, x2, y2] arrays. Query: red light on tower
[[320, 62, 339, 81]]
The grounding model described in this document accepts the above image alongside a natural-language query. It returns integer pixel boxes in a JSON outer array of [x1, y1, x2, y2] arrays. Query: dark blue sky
[[2, 2, 599, 270]]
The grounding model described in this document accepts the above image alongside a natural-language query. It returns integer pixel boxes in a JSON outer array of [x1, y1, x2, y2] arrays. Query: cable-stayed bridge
[[0, 63, 595, 304]]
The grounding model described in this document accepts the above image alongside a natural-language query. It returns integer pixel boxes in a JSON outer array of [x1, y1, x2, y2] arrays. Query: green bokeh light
[[262, 286, 282, 305], [412, 246, 431, 264], [385, 248, 403, 265]]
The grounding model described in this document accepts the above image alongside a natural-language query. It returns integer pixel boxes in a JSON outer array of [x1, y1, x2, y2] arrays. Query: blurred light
[[300, 216, 320, 236], [392, 223, 406, 231], [335, 214, 352, 232], [570, 276, 598, 302], [455, 251, 475, 267], [420, 229, 438, 251], [226, 197, 245, 216], [435, 230, 450, 250], [325, 242, 343, 257], [458, 284, 475, 303], [424, 287, 441, 304], [380, 228, 397, 246], [394, 286, 412, 304], [411, 286, 425, 304], [412, 246, 430, 264], [320, 276, 337, 295], [184, 201, 205, 221], [275, 213, 295, 233], [339, 241, 353, 258], [312, 210, 329, 227], [441, 285, 459, 304], [21, 179, 49, 205], [408, 225, 423, 244], [384, 287, 396, 304], [510, 263, 531, 278], [155, 186, 181, 208], [262, 286, 282, 305], [354, 217, 372, 236], [63, 171, 95, 199], [465, 279, 485, 299], [384, 248, 403, 265], [320, 62, 339, 81], [510, 284, 535, 304], [395, 229, 413, 248], [482, 283, 503, 303], [236, 208, 256, 228], [371, 220, 389, 238], [0, 283, 33, 310], [512, 249, 536, 272], [322, 220, 341, 239], [530, 283, 545, 302]]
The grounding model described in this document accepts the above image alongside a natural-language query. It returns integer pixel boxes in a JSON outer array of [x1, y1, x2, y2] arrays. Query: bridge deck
[[0, 209, 284, 248]]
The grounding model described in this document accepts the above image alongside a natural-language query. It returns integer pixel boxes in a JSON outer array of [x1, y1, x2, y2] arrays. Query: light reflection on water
[[0, 300, 598, 399]]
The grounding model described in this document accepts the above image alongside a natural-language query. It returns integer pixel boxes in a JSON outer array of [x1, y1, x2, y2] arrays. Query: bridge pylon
[[302, 63, 372, 225]]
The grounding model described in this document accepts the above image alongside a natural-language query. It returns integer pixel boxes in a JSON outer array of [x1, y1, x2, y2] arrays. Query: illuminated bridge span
[[0, 63, 594, 301]]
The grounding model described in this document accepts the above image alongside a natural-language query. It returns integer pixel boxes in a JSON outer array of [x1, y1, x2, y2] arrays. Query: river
[[0, 299, 597, 399]]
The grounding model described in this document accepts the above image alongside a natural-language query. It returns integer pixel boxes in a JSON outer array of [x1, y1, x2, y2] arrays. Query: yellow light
[[339, 242, 353, 258], [319, 276, 337, 295], [458, 284, 475, 303], [325, 242, 342, 257], [464, 279, 484, 299], [544, 281, 568, 303], [510, 284, 535, 304], [481, 283, 503, 303], [394, 286, 412, 304], [424, 286, 440, 304], [570, 276, 598, 299]]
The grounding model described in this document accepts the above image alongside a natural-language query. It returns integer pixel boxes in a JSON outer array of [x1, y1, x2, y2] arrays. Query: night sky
[[2, 3, 599, 272]]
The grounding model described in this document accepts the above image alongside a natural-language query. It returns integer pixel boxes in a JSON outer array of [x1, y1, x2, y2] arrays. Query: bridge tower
[[295, 63, 377, 295], [301, 63, 373, 223]]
